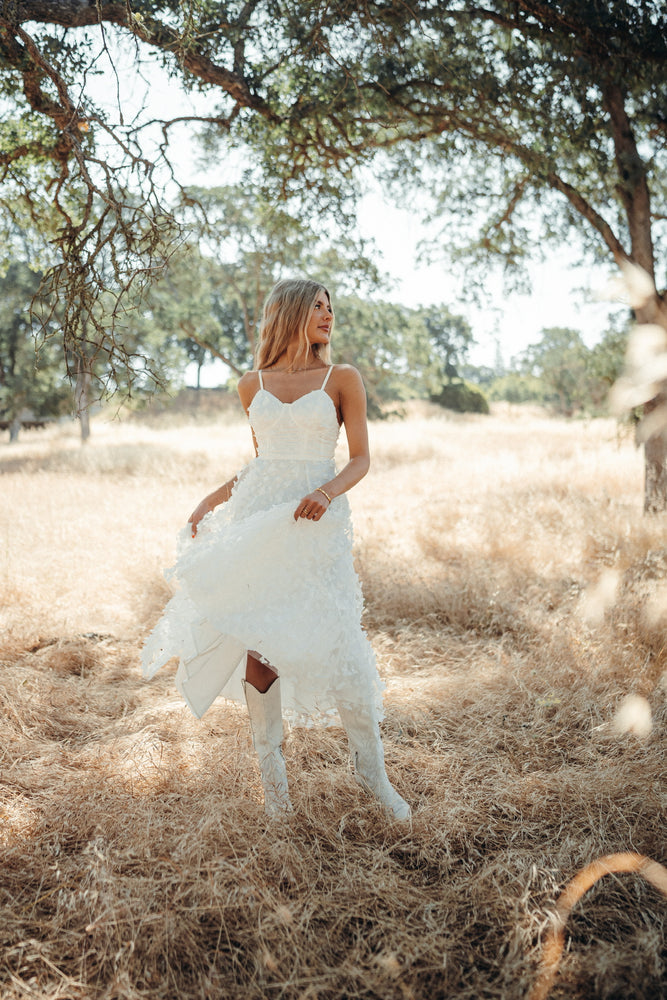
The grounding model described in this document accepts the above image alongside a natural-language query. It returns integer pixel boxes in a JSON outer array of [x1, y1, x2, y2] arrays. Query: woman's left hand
[[294, 490, 331, 521]]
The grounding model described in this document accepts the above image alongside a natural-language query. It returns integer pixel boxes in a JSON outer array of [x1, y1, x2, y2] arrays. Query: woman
[[142, 278, 410, 822]]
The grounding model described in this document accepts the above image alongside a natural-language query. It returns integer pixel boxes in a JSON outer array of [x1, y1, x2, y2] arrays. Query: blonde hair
[[255, 278, 333, 369]]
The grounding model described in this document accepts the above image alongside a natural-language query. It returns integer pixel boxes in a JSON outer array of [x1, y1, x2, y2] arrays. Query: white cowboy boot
[[337, 702, 411, 822], [243, 679, 293, 818]]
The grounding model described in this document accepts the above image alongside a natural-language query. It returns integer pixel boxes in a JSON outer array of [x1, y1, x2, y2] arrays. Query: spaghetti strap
[[321, 366, 333, 390], [258, 370, 264, 390]]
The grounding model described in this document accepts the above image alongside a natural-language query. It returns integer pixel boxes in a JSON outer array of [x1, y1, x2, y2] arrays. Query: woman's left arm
[[293, 366, 370, 521]]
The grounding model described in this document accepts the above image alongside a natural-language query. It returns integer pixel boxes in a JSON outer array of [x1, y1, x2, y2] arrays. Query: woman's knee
[[246, 653, 278, 693]]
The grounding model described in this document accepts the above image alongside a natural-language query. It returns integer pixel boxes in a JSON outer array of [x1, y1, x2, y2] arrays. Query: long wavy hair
[[255, 278, 334, 370]]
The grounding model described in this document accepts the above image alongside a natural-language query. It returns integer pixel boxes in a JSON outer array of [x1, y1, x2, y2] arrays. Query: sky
[[355, 191, 617, 370]]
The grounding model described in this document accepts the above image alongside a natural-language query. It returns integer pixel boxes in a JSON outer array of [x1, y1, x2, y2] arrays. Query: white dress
[[141, 367, 385, 726]]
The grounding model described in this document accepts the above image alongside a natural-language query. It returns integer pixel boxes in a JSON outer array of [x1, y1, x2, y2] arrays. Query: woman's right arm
[[188, 477, 238, 537], [189, 372, 258, 537]]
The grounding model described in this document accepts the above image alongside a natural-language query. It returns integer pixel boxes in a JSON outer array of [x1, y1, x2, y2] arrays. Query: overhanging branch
[[0, 13, 186, 394], [182, 327, 243, 376], [9, 0, 279, 121], [545, 170, 629, 268]]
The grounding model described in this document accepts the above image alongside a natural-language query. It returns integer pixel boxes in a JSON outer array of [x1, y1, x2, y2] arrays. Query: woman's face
[[305, 291, 333, 346]]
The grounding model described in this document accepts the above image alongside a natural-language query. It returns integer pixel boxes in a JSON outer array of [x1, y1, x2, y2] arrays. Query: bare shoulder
[[237, 370, 260, 409], [238, 370, 258, 390], [330, 364, 366, 395]]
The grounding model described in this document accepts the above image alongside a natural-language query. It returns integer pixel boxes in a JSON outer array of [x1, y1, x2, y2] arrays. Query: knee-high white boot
[[337, 702, 411, 822], [243, 679, 293, 818]]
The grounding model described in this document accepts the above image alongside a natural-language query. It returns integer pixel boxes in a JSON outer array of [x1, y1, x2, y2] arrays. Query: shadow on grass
[[0, 633, 664, 1000]]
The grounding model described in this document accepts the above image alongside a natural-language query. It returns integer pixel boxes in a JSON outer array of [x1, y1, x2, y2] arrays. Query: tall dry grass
[[0, 403, 665, 999]]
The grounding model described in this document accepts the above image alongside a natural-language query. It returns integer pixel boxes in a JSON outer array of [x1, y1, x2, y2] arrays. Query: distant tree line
[[1, 193, 628, 441], [465, 321, 629, 418], [0, 185, 482, 438]]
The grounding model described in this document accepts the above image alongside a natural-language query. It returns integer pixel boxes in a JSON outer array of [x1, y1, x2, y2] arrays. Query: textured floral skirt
[[141, 456, 384, 725]]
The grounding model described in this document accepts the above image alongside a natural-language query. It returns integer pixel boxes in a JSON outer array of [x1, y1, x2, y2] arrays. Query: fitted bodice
[[249, 385, 340, 461]]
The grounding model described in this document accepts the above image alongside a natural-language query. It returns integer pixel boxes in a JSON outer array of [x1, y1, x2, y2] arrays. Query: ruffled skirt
[[141, 456, 384, 725]]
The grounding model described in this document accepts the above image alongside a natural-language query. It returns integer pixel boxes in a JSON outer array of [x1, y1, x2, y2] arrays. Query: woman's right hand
[[188, 478, 237, 537], [188, 500, 212, 538]]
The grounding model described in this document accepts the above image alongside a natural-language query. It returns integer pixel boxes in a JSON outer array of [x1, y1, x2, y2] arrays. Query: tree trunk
[[604, 83, 667, 513], [9, 416, 21, 443], [636, 297, 667, 514], [75, 364, 91, 443], [644, 449, 667, 512], [641, 390, 667, 514]]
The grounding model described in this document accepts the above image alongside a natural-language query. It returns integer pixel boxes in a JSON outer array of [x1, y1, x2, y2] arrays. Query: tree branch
[[9, 0, 279, 120], [603, 81, 655, 278], [182, 326, 243, 376], [361, 87, 633, 270], [0, 14, 185, 395], [545, 169, 630, 268], [9, 2, 127, 28]]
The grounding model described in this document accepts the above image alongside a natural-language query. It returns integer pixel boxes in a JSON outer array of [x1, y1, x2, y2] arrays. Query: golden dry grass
[[0, 402, 665, 999]]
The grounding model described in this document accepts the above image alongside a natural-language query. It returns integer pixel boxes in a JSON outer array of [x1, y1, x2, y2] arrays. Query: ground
[[0, 400, 665, 999]]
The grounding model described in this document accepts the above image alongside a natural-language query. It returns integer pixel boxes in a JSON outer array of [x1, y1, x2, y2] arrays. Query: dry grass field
[[0, 399, 665, 999]]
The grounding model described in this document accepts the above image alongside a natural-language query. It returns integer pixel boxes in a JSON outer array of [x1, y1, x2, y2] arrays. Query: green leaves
[[515, 322, 628, 416], [0, 0, 663, 407], [0, 262, 70, 433]]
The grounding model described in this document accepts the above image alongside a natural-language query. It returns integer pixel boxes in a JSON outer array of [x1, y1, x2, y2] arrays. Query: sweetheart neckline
[[249, 387, 339, 423], [255, 386, 323, 405]]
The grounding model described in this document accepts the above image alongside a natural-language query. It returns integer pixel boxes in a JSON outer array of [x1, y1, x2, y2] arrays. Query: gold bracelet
[[316, 487, 332, 504]]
